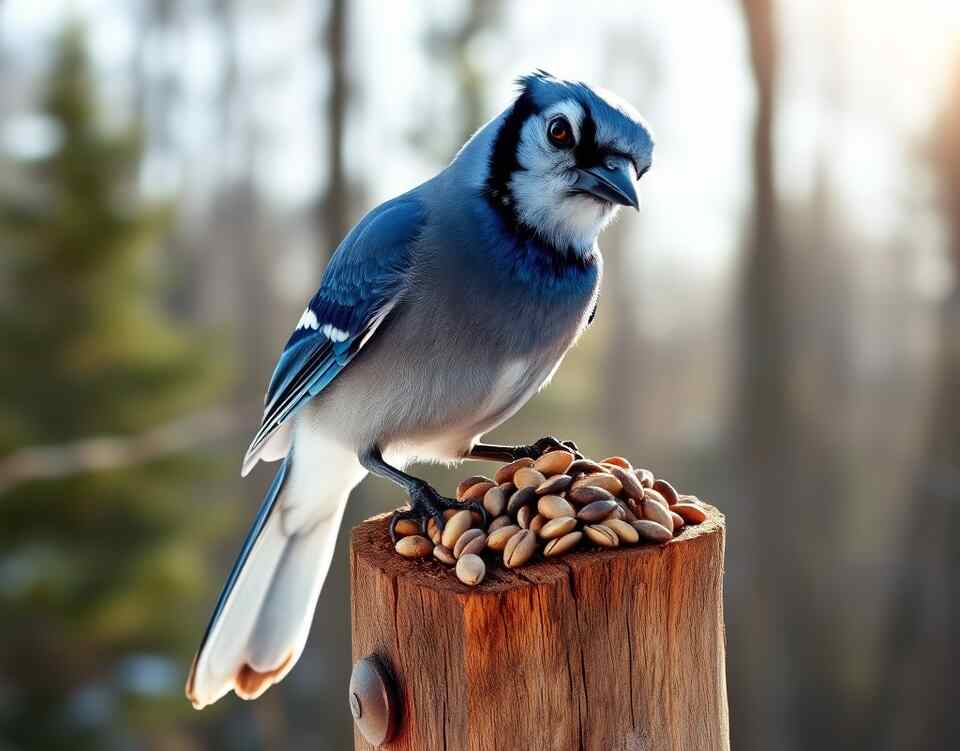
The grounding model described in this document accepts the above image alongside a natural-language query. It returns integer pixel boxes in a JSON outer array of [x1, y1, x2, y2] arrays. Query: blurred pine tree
[[0, 26, 228, 750]]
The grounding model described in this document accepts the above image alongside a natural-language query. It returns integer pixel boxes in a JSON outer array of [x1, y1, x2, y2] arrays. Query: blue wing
[[242, 193, 425, 474]]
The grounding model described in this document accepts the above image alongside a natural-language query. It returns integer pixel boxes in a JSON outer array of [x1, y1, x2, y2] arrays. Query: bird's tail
[[186, 441, 366, 709]]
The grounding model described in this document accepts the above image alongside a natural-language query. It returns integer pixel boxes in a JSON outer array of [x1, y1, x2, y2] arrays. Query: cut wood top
[[351, 503, 724, 596]]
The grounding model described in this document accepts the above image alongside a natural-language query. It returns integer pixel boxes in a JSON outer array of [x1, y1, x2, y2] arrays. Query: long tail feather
[[187, 440, 364, 709]]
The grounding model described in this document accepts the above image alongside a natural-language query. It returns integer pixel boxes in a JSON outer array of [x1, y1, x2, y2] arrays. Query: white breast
[[384, 357, 555, 467], [474, 355, 563, 436], [488, 359, 531, 411]]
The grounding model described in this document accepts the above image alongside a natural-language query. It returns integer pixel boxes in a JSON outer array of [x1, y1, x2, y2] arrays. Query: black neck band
[[483, 93, 587, 264]]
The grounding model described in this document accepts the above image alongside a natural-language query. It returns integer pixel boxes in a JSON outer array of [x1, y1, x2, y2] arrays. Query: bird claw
[[517, 436, 583, 461], [387, 507, 428, 544], [388, 485, 488, 544]]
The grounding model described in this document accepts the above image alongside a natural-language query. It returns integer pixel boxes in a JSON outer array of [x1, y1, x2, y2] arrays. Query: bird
[[186, 70, 654, 709]]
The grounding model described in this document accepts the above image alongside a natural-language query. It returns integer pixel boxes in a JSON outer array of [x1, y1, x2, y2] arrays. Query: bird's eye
[[547, 116, 574, 149]]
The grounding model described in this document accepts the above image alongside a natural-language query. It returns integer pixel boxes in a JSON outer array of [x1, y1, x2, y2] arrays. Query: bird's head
[[485, 71, 654, 257]]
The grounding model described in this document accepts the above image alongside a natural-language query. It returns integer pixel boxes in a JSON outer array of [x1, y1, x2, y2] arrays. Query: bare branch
[[0, 407, 243, 494]]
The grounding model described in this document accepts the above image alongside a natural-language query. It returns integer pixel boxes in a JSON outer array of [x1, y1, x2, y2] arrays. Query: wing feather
[[242, 194, 425, 475]]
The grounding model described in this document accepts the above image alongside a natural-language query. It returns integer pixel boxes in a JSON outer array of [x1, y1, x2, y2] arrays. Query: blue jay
[[187, 71, 653, 709]]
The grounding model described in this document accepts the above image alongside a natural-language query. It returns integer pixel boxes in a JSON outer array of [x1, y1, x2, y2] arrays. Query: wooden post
[[350, 504, 729, 751]]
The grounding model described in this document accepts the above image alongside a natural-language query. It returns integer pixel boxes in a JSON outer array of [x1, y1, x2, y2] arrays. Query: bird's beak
[[574, 156, 640, 210]]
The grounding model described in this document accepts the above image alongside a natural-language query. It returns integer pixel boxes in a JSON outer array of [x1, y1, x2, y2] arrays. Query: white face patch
[[296, 308, 320, 330], [510, 99, 620, 255]]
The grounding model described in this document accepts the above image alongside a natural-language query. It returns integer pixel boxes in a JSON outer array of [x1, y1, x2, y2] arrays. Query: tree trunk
[[730, 1, 794, 748], [350, 507, 729, 751], [871, 56, 960, 751], [874, 292, 960, 751], [319, 0, 350, 252]]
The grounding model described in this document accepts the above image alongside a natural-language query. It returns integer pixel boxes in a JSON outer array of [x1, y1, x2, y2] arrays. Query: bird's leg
[[360, 446, 486, 543], [468, 436, 583, 462]]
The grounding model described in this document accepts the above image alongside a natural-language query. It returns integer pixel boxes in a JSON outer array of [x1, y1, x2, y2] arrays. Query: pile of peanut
[[392, 450, 707, 587]]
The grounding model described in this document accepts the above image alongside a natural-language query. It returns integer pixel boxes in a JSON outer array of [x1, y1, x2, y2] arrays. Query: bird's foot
[[514, 436, 583, 461], [389, 483, 487, 544]]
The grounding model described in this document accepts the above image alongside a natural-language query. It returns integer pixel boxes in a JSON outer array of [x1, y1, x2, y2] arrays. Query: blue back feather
[[243, 194, 425, 467]]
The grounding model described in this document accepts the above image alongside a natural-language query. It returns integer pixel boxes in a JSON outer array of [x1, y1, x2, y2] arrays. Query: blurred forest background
[[0, 1, 958, 749]]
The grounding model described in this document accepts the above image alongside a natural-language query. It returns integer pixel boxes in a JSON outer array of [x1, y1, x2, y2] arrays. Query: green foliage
[[0, 26, 227, 749]]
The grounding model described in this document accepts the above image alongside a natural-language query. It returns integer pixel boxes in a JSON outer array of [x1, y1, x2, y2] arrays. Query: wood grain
[[351, 504, 728, 751]]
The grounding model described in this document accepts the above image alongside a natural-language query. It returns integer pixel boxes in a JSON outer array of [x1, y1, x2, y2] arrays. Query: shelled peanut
[[392, 449, 709, 587]]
